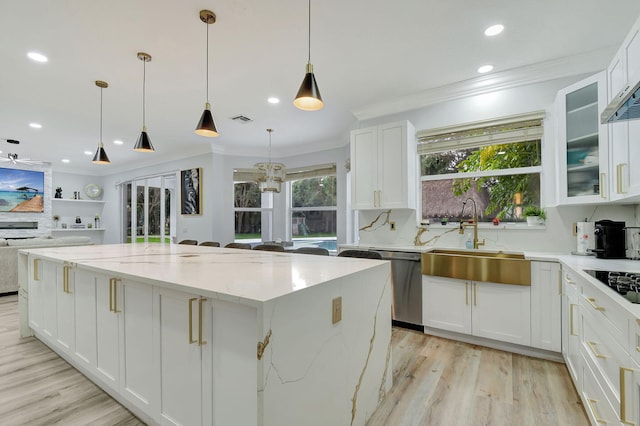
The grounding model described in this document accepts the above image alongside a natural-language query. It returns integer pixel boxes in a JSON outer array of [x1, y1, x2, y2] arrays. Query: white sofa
[[0, 236, 94, 294]]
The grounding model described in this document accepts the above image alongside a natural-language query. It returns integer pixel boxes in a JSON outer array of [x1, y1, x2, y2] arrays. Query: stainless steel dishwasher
[[370, 250, 422, 330]]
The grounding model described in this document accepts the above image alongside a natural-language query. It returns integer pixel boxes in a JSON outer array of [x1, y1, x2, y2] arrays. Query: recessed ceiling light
[[27, 52, 48, 63], [268, 97, 280, 104], [29, 123, 42, 129], [84, 151, 93, 156], [61, 159, 70, 163], [477, 65, 494, 74], [113, 139, 124, 145], [484, 24, 504, 37]]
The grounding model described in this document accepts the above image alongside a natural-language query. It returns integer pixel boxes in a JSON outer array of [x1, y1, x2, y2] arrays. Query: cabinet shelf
[[567, 132, 598, 147], [567, 164, 599, 172], [52, 199, 105, 204], [566, 101, 598, 115], [52, 228, 105, 232]]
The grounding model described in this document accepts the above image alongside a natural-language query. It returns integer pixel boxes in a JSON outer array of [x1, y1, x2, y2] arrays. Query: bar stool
[[252, 244, 285, 252], [294, 247, 330, 256], [199, 241, 220, 247], [224, 242, 252, 250], [178, 239, 198, 246], [337, 249, 382, 259]]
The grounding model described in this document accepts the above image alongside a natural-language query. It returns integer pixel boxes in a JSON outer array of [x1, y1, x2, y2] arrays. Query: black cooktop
[[584, 269, 640, 304]]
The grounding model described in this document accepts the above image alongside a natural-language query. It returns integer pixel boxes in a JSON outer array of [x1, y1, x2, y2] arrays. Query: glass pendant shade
[[254, 128, 285, 193], [255, 162, 286, 193], [195, 102, 219, 137], [294, 63, 323, 111], [134, 127, 154, 152], [92, 142, 110, 164]]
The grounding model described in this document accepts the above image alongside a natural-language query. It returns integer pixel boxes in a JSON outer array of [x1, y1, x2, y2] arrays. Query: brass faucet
[[459, 198, 485, 249]]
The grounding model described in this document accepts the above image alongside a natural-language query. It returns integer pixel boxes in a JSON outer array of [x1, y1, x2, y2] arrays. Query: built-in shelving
[[51, 228, 105, 232]]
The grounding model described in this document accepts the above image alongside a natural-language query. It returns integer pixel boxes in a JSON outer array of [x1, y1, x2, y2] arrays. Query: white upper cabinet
[[350, 121, 416, 210], [607, 15, 640, 200], [556, 71, 609, 205]]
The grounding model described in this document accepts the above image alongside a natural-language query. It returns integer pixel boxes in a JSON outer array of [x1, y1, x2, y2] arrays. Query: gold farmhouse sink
[[421, 249, 531, 286]]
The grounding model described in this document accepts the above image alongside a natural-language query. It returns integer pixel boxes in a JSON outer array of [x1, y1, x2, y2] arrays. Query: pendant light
[[254, 129, 286, 193], [293, 0, 323, 111], [134, 52, 154, 152], [92, 80, 110, 165], [194, 9, 219, 137]]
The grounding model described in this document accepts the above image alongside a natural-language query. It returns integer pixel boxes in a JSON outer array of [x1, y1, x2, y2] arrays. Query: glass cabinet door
[[557, 71, 609, 204]]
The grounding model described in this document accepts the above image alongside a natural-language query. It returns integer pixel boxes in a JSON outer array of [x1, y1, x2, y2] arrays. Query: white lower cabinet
[[41, 260, 58, 340], [118, 277, 155, 415], [530, 261, 561, 352], [27, 255, 43, 332], [422, 275, 531, 346], [73, 269, 97, 368], [155, 287, 210, 426], [55, 262, 75, 353], [561, 268, 582, 386]]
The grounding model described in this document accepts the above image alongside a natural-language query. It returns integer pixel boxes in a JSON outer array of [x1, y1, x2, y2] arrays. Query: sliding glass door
[[123, 174, 176, 243]]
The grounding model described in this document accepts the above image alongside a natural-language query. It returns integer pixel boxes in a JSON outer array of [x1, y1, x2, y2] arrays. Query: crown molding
[[352, 46, 616, 121]]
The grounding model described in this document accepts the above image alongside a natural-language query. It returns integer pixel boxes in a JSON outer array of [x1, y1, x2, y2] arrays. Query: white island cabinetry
[[19, 244, 392, 426]]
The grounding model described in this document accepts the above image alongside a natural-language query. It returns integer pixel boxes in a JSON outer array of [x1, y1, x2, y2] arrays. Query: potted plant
[[523, 205, 545, 225]]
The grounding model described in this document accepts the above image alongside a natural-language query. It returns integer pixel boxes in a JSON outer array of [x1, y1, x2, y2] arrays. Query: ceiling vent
[[230, 115, 253, 124]]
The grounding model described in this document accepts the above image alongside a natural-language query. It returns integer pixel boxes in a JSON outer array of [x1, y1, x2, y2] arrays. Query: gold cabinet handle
[[465, 282, 469, 306], [586, 297, 605, 312], [564, 275, 576, 285], [558, 269, 562, 295], [63, 265, 71, 294], [600, 173, 606, 199], [617, 163, 627, 194], [587, 341, 607, 359], [473, 282, 477, 306], [109, 278, 114, 312], [570, 304, 577, 336], [188, 297, 198, 344], [33, 258, 40, 281], [198, 298, 207, 346], [109, 278, 122, 313], [620, 367, 636, 425], [587, 398, 608, 424]]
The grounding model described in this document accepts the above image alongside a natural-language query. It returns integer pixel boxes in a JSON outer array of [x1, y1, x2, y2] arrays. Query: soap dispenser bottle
[[465, 233, 473, 249]]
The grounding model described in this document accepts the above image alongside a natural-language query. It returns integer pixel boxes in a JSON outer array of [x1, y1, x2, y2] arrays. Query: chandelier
[[254, 129, 286, 193]]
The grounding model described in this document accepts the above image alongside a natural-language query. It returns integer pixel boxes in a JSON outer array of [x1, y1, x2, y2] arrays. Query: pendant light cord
[[268, 130, 272, 163], [142, 59, 146, 128], [99, 87, 103, 143], [206, 21, 209, 103], [307, 0, 311, 63]]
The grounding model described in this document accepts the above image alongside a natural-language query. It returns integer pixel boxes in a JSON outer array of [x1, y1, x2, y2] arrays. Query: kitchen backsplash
[[357, 204, 637, 253]]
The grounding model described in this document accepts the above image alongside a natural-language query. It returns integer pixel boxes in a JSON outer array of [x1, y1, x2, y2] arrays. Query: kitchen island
[[17, 244, 392, 426]]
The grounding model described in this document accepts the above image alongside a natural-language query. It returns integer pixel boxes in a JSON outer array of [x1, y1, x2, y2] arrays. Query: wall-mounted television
[[0, 167, 45, 212]]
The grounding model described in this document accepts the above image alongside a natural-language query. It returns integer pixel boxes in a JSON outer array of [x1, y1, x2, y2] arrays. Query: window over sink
[[418, 112, 544, 223]]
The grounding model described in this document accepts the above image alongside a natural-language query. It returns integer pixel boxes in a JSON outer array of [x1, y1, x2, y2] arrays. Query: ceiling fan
[[1, 139, 44, 165], [0, 153, 44, 166]]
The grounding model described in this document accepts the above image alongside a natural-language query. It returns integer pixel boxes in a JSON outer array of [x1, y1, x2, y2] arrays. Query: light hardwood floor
[[1, 294, 587, 425]]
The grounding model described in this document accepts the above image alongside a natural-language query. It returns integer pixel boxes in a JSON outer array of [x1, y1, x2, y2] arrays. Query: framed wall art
[[181, 168, 202, 215]]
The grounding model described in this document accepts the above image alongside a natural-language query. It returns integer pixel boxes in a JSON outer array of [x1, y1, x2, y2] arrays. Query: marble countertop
[[21, 243, 387, 306]]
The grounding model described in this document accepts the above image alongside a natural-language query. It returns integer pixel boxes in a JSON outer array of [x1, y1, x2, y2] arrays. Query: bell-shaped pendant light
[[92, 80, 111, 164], [254, 129, 286, 193], [134, 52, 155, 152], [195, 10, 219, 137], [293, 0, 323, 111]]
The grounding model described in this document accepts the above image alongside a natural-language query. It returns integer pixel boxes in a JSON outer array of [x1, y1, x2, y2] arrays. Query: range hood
[[601, 73, 640, 123]]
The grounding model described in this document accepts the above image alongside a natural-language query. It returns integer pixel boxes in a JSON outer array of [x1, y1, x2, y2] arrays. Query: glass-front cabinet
[[556, 71, 609, 204]]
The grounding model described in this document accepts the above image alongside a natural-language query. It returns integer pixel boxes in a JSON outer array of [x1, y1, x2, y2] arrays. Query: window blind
[[233, 163, 336, 183], [417, 111, 545, 154]]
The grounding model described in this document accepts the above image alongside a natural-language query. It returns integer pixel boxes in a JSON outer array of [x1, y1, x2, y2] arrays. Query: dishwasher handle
[[369, 250, 421, 262]]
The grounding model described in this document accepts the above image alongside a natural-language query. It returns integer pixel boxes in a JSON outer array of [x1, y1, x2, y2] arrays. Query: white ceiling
[[2, 0, 640, 175]]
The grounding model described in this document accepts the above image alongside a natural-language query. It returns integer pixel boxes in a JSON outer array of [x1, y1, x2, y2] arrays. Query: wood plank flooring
[[367, 327, 589, 426], [0, 294, 587, 425]]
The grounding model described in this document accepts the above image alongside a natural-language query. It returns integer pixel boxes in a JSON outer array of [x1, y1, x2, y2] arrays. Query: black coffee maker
[[593, 220, 626, 259]]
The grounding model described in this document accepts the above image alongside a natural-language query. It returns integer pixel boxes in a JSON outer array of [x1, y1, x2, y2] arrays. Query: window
[[290, 173, 337, 252], [233, 181, 272, 243], [418, 113, 544, 223]]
